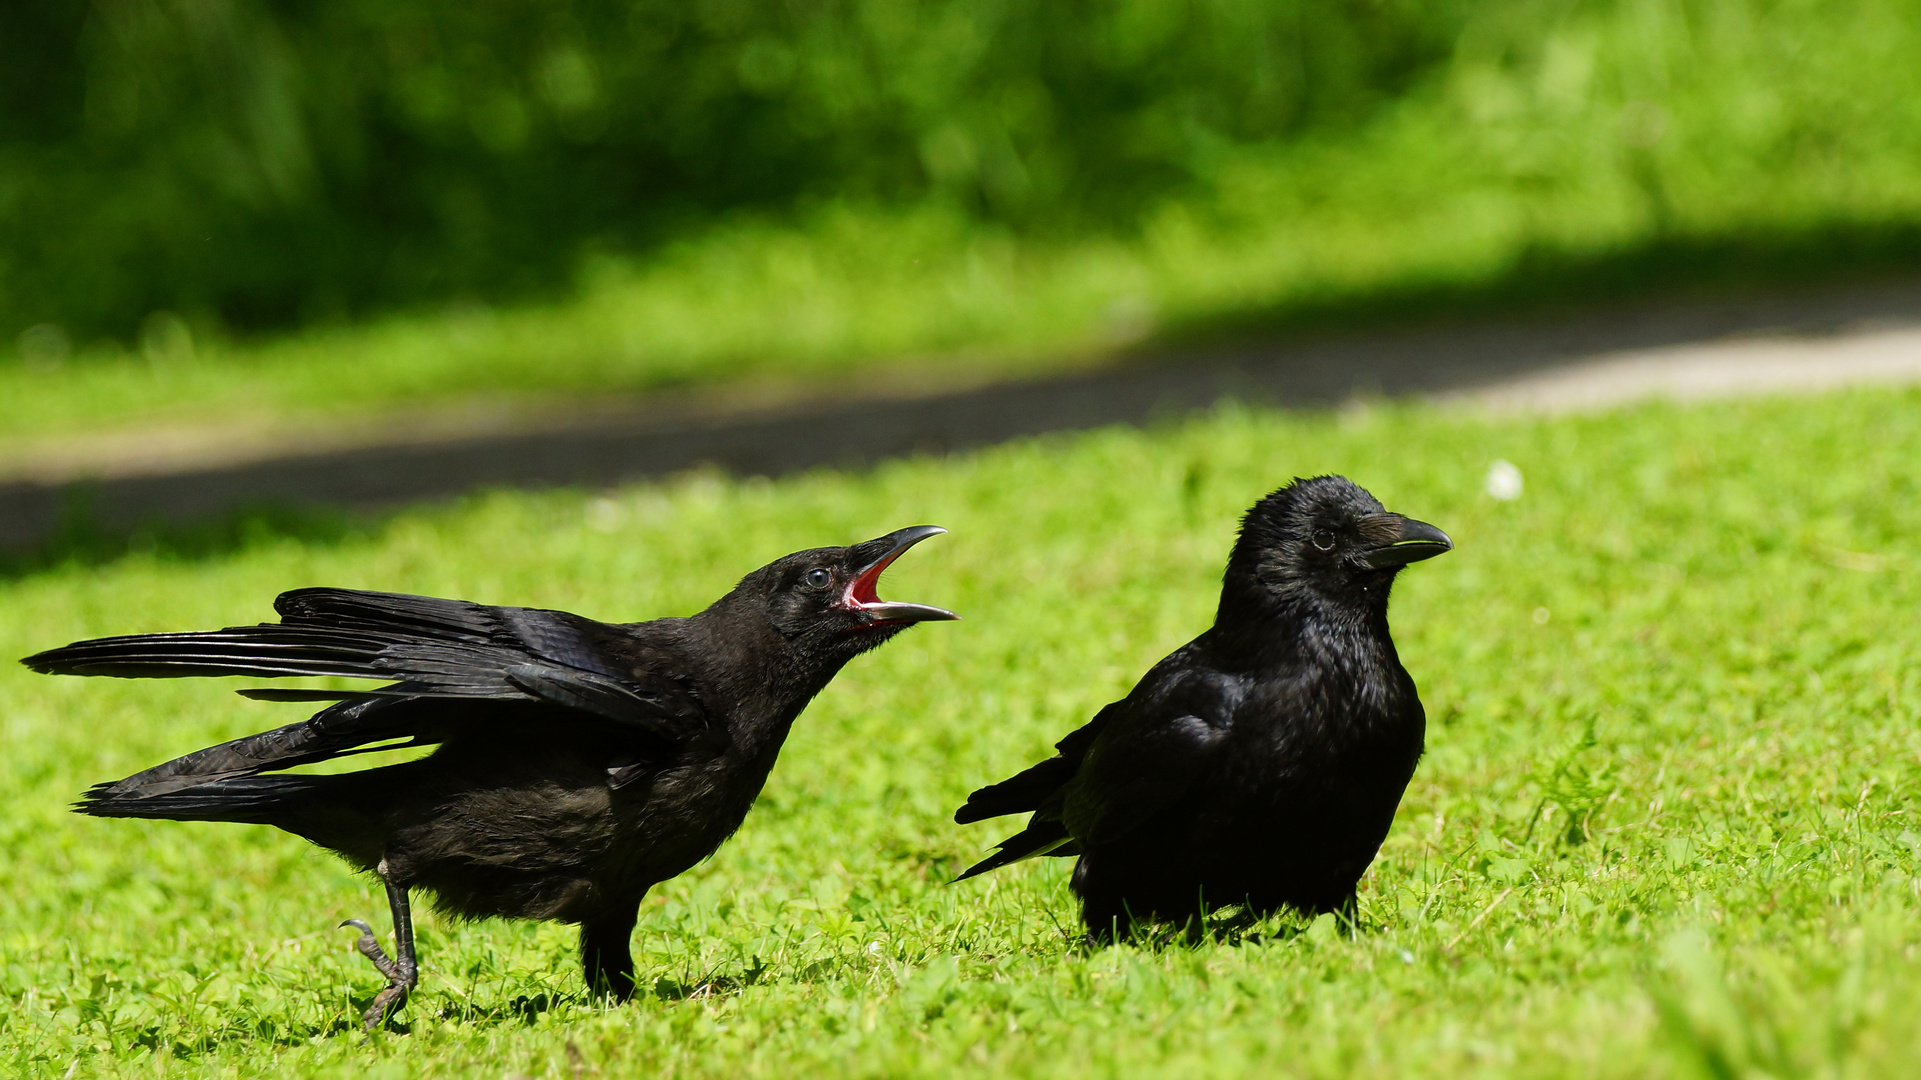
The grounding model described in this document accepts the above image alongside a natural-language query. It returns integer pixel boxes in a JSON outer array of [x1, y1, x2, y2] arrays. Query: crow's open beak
[[1355, 515, 1453, 570], [844, 526, 960, 625]]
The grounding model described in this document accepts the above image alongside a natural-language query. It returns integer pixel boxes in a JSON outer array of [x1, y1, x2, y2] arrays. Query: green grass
[[5, 387, 1921, 1076], [11, 0, 1921, 448]]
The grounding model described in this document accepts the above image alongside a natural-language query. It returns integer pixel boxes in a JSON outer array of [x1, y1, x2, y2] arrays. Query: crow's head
[[1224, 475, 1451, 620], [750, 526, 959, 654]]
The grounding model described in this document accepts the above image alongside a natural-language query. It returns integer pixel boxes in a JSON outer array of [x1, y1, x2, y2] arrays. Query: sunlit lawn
[[3, 388, 1920, 1077]]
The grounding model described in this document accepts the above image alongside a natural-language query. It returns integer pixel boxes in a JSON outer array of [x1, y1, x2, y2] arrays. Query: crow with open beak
[[25, 526, 956, 1028], [954, 477, 1450, 939]]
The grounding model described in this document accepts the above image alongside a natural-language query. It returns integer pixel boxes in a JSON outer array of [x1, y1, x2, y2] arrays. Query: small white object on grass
[[1485, 459, 1524, 501], [585, 497, 624, 532]]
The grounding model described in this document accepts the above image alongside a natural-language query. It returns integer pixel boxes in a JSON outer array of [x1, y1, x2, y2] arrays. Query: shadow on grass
[[6, 221, 1920, 578], [0, 495, 370, 582], [439, 991, 568, 1027], [1091, 910, 1325, 953], [1156, 219, 1921, 350]]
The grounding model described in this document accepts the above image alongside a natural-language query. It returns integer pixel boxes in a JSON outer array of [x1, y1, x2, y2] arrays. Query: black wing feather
[[1060, 713, 1227, 846], [25, 587, 714, 755], [954, 660, 1242, 879]]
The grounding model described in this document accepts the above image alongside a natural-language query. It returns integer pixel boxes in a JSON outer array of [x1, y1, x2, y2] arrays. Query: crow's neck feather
[[1211, 565, 1399, 674], [682, 597, 890, 760]]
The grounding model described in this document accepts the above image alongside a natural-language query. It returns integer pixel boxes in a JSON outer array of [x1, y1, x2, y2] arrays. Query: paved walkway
[[1445, 322, 1921, 413], [4, 278, 1919, 553]]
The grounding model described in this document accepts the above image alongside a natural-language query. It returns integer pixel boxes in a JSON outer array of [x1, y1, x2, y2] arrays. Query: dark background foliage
[[0, 0, 1469, 340]]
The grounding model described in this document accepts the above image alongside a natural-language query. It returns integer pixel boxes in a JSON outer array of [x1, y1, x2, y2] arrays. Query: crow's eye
[[802, 568, 833, 589], [1311, 529, 1335, 551]]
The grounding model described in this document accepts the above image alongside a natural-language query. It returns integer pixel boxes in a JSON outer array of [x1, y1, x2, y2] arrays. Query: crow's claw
[[340, 918, 403, 983]]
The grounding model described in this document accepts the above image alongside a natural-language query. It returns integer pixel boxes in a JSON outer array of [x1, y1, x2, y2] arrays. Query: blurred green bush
[[10, 0, 1921, 362], [0, 0, 1467, 341]]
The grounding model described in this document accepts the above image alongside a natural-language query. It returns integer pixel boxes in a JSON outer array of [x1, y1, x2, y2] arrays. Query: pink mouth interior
[[846, 550, 903, 609]]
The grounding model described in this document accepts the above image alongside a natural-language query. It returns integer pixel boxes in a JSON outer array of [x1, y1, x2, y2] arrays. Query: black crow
[[954, 477, 1450, 939], [25, 526, 956, 1028]]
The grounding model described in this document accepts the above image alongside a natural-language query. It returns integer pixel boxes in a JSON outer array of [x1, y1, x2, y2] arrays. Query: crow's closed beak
[[844, 526, 960, 625], [1355, 515, 1453, 570]]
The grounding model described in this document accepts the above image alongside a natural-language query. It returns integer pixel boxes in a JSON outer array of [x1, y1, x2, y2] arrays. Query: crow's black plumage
[[954, 477, 1450, 939], [25, 526, 956, 1029]]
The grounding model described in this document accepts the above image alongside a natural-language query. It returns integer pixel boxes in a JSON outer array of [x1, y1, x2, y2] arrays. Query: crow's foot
[[340, 917, 417, 1031]]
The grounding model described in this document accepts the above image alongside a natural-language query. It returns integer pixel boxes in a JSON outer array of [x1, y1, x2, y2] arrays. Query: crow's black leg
[[581, 900, 641, 1002], [1334, 890, 1361, 936], [1078, 897, 1135, 946], [340, 861, 419, 1031]]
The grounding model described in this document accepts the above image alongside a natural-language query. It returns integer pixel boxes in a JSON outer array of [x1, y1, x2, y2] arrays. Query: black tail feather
[[955, 708, 1112, 826], [954, 757, 1078, 825], [75, 774, 325, 825], [954, 818, 1078, 882]]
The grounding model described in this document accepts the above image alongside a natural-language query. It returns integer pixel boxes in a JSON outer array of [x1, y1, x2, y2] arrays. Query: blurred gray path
[[5, 279, 1921, 552]]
